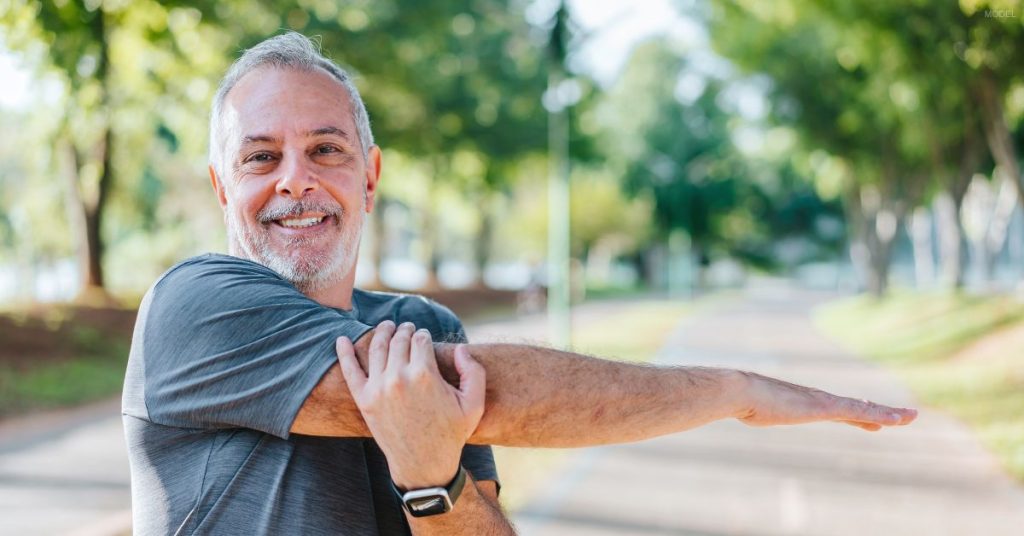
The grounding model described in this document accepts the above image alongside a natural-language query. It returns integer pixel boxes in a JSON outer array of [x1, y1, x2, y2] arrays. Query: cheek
[[324, 182, 365, 210], [229, 181, 273, 218]]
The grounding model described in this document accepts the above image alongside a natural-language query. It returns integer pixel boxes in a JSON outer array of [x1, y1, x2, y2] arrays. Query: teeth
[[279, 216, 324, 228]]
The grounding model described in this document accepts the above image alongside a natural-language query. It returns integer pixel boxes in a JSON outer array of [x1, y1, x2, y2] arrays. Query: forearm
[[434, 343, 746, 447], [407, 478, 514, 536], [291, 362, 371, 436], [303, 328, 913, 439]]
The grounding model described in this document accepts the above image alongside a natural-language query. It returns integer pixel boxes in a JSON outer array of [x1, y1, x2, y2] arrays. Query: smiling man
[[122, 32, 917, 535]]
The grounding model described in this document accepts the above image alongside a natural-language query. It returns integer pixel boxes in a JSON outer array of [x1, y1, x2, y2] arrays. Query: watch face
[[406, 493, 452, 517]]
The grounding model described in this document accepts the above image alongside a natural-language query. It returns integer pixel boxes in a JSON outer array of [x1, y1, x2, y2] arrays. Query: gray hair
[[208, 31, 374, 175]]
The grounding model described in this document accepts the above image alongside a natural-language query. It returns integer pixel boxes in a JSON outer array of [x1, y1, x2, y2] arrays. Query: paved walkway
[[512, 285, 1024, 535], [2, 288, 1023, 535], [0, 398, 130, 536]]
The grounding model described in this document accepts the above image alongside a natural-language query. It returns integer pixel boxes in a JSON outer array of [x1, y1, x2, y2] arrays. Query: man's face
[[210, 67, 380, 293]]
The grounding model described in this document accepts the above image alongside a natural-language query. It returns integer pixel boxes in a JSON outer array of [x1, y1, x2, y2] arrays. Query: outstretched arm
[[291, 323, 917, 444], [441, 343, 912, 446]]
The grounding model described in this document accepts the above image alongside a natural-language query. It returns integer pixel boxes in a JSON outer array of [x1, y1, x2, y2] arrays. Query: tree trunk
[[961, 173, 1017, 286], [864, 210, 897, 298], [977, 67, 1022, 198], [909, 207, 934, 289], [68, 8, 113, 304], [933, 191, 966, 288], [473, 200, 493, 289], [84, 126, 113, 291], [421, 158, 445, 290], [934, 114, 983, 290], [845, 185, 899, 298]]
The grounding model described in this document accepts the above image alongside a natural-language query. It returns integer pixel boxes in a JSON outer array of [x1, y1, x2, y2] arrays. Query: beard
[[225, 195, 364, 294]]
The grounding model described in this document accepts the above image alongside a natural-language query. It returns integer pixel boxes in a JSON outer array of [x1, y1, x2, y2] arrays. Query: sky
[[562, 0, 705, 86], [0, 47, 31, 109]]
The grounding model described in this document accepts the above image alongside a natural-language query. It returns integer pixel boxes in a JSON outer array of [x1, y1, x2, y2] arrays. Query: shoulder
[[150, 253, 298, 307], [155, 253, 284, 291], [143, 253, 311, 333]]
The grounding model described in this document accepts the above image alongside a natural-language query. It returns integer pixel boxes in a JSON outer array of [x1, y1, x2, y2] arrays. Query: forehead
[[222, 66, 355, 141]]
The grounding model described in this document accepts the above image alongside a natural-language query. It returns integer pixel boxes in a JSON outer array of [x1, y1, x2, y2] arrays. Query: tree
[[708, 0, 1024, 294], [1, 0, 234, 299], [604, 40, 748, 287]]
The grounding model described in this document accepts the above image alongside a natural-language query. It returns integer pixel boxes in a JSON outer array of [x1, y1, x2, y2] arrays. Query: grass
[[0, 305, 136, 419], [491, 295, 710, 512], [815, 290, 1024, 480], [0, 352, 130, 414]]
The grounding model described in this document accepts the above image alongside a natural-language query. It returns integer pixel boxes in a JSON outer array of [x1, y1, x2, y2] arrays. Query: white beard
[[225, 197, 364, 294]]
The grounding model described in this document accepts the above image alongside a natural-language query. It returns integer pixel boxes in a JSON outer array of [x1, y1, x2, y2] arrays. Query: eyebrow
[[239, 126, 350, 146], [309, 126, 351, 139], [241, 134, 279, 145]]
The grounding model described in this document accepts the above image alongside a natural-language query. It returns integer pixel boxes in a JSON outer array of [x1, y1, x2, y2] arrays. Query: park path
[[2, 288, 1023, 535], [510, 284, 1024, 536]]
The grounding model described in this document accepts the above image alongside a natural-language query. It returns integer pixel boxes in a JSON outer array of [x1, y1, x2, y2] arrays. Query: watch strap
[[392, 465, 467, 517]]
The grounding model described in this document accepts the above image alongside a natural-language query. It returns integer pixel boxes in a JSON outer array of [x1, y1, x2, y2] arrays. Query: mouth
[[269, 212, 334, 233]]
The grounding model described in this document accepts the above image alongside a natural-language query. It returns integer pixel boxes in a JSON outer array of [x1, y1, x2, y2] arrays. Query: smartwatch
[[392, 465, 467, 518]]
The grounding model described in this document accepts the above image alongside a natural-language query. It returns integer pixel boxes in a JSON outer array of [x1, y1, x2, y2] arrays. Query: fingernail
[[889, 412, 902, 423]]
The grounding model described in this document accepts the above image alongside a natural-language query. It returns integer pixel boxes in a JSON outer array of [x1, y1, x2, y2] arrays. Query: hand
[[336, 321, 486, 489], [735, 372, 918, 431]]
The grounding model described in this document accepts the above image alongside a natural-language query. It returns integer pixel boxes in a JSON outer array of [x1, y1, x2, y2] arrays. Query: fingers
[[835, 396, 918, 428], [336, 336, 367, 395], [453, 344, 486, 418], [368, 321, 396, 377], [387, 322, 416, 373], [410, 328, 439, 372], [840, 420, 883, 432]]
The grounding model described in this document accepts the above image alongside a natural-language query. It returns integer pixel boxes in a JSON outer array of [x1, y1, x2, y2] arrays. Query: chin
[[274, 246, 357, 293], [227, 212, 363, 293]]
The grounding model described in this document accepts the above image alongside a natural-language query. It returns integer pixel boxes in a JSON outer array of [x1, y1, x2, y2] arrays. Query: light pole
[[546, 1, 572, 348]]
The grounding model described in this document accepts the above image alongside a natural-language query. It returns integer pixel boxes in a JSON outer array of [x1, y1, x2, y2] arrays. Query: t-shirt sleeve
[[429, 300, 469, 345], [461, 444, 500, 491], [139, 255, 372, 439]]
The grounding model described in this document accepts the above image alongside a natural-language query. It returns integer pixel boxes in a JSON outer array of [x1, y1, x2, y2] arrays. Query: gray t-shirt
[[122, 253, 499, 535]]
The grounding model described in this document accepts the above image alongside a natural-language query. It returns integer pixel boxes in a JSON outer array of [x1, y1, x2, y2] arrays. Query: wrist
[[725, 369, 756, 420], [391, 462, 461, 491], [393, 465, 468, 518]]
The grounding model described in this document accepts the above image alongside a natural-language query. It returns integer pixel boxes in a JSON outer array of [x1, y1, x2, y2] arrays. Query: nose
[[275, 151, 319, 198]]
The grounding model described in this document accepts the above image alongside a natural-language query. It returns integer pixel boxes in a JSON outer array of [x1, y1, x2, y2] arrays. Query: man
[[122, 32, 917, 535]]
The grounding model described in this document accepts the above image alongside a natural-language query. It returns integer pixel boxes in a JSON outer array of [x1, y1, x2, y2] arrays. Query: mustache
[[256, 199, 344, 223]]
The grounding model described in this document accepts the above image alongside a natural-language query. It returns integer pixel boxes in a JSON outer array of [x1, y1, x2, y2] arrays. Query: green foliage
[[0, 352, 128, 415], [608, 42, 741, 247], [0, 0, 569, 293]]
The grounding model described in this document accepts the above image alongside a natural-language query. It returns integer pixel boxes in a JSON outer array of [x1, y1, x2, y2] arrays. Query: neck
[[303, 276, 357, 310], [226, 242, 359, 311]]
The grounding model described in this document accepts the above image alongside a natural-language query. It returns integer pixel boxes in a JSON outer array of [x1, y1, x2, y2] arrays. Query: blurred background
[[1, 0, 1024, 535]]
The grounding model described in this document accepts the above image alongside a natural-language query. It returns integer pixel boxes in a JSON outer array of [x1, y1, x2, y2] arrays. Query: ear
[[209, 164, 228, 210], [363, 145, 383, 213]]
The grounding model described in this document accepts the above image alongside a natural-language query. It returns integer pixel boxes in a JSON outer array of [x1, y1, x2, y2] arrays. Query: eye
[[244, 152, 276, 163], [315, 144, 340, 155]]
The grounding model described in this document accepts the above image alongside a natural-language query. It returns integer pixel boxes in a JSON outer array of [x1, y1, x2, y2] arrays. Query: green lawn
[[0, 308, 134, 418], [815, 290, 1024, 480], [492, 296, 706, 512]]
